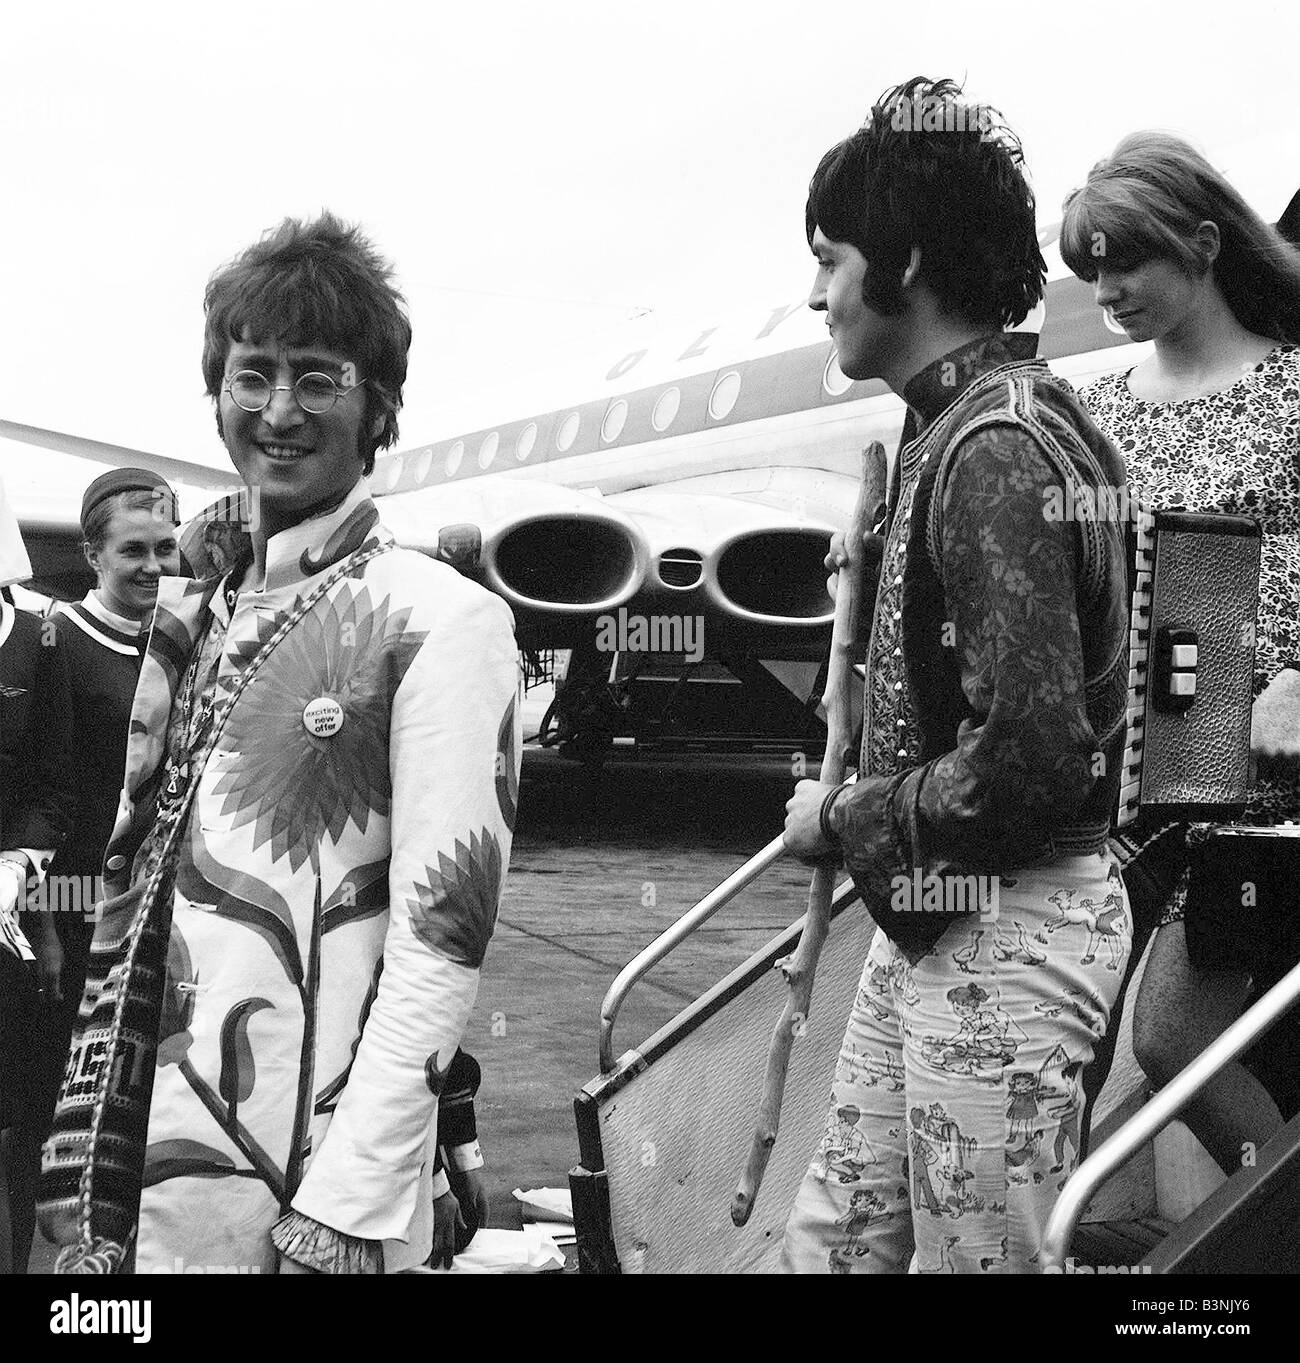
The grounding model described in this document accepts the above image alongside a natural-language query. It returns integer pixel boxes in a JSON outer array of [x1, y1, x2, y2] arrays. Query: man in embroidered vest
[[41, 213, 522, 1274], [780, 78, 1132, 1273]]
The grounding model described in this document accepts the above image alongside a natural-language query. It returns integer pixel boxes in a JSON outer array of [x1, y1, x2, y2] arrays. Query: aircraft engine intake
[[711, 529, 833, 624], [489, 513, 646, 613], [378, 480, 651, 623], [657, 547, 704, 589]]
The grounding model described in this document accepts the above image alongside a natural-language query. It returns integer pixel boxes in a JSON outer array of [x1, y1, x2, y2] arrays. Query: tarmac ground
[[462, 749, 812, 1230]]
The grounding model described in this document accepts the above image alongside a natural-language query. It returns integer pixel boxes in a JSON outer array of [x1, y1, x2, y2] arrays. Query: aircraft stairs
[[570, 835, 1300, 1274]]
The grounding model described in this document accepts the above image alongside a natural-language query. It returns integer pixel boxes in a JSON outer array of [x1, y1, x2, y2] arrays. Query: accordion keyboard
[[1117, 505, 1155, 830]]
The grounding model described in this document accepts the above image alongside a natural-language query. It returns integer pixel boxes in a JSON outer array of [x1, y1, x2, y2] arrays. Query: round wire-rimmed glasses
[[223, 370, 367, 415]]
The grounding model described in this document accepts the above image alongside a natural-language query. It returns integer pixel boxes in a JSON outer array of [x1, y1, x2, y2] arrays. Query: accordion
[[1116, 507, 1261, 828]]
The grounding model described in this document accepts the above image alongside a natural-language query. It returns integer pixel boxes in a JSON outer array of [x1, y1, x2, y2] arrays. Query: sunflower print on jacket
[[42, 481, 521, 1274]]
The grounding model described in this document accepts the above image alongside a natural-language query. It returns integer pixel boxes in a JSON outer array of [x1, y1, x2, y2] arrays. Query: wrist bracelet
[[819, 782, 849, 848]]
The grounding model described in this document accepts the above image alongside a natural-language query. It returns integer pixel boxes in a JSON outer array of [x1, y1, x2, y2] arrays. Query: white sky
[[2, 0, 1298, 496]]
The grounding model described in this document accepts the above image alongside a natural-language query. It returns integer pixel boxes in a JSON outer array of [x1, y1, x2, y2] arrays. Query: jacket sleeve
[[828, 425, 1100, 903], [290, 583, 521, 1241]]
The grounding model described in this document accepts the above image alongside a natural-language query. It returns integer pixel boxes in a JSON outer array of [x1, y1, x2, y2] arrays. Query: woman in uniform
[[7, 468, 181, 1272]]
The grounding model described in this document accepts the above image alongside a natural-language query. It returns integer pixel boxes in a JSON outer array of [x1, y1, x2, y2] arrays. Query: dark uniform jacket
[[1, 599, 73, 860]]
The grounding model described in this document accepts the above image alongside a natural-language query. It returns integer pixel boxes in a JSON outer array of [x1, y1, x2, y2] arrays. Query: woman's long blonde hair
[[1061, 131, 1300, 343]]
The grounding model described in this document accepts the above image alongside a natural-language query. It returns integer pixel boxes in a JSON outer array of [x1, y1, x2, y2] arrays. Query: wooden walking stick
[[731, 440, 885, 1228]]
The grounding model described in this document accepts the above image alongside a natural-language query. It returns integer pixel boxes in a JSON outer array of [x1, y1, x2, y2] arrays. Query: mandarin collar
[[902, 332, 1039, 432], [258, 478, 386, 595]]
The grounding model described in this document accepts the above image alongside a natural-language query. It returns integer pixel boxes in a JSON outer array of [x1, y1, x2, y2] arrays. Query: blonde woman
[[1063, 133, 1300, 1171]]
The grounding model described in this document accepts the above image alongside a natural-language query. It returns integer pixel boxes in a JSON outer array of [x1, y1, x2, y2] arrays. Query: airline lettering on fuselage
[[678, 328, 718, 362], [756, 301, 805, 340], [606, 349, 649, 383], [603, 302, 808, 383]]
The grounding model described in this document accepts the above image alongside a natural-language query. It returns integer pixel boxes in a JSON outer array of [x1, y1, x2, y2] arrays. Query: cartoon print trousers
[[781, 851, 1132, 1274]]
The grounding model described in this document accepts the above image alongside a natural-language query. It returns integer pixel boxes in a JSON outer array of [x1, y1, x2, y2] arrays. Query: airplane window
[[385, 457, 403, 491], [822, 351, 853, 397], [601, 399, 628, 443], [557, 411, 580, 452], [708, 370, 741, 420], [516, 422, 538, 461], [652, 386, 681, 432], [478, 431, 500, 469], [446, 440, 465, 476], [414, 447, 434, 483]]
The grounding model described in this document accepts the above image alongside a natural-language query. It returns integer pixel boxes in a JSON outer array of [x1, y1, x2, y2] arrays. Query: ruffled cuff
[[270, 1210, 384, 1275]]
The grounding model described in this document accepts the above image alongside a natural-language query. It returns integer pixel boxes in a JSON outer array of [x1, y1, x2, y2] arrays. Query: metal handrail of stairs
[[598, 831, 787, 1074], [597, 773, 859, 1074], [1043, 955, 1300, 1271]]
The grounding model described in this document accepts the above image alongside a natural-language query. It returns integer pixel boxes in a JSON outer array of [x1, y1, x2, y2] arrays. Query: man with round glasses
[[41, 212, 523, 1276]]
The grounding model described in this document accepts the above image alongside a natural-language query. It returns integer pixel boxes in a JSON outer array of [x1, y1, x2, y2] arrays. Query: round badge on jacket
[[302, 697, 345, 738]]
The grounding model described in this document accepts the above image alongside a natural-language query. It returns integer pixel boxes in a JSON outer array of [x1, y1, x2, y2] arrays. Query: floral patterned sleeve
[[828, 425, 1101, 896]]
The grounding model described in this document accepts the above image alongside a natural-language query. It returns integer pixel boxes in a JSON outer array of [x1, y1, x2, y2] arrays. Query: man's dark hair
[[1278, 187, 1300, 249], [806, 76, 1046, 328], [202, 212, 412, 477]]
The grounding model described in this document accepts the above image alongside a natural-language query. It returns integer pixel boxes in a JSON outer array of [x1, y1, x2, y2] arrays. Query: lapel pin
[[303, 697, 345, 738]]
